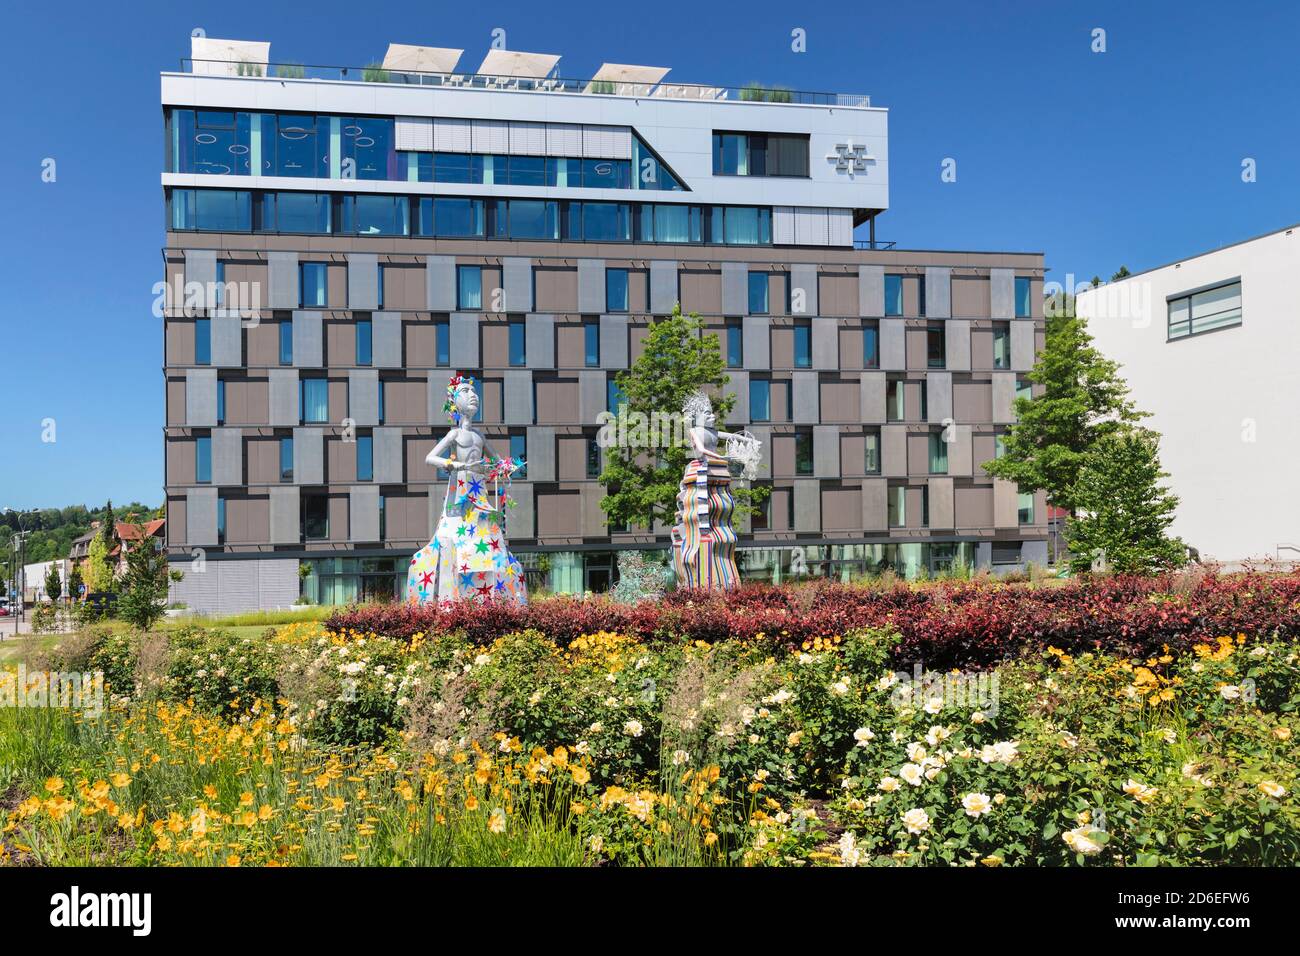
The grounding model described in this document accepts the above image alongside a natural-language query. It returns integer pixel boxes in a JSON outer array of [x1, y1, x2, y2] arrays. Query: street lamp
[[2, 508, 32, 626]]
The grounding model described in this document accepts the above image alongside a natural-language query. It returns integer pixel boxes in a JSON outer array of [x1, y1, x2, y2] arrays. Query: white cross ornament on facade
[[827, 140, 871, 177]]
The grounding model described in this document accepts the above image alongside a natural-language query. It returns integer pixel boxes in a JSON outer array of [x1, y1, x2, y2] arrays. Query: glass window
[[213, 261, 226, 308], [994, 432, 1007, 459], [269, 192, 331, 233], [506, 200, 559, 240], [302, 493, 329, 540], [794, 430, 813, 475], [863, 320, 879, 368], [216, 379, 226, 424], [457, 266, 482, 310], [378, 380, 386, 424], [509, 321, 526, 366], [888, 486, 905, 528], [606, 378, 627, 414], [279, 319, 293, 365], [884, 275, 903, 316], [417, 197, 484, 238], [748, 272, 769, 314], [340, 116, 394, 181], [918, 276, 927, 318], [927, 325, 946, 368], [195, 436, 212, 484], [378, 495, 386, 540], [194, 319, 211, 365], [342, 195, 408, 236], [921, 487, 930, 527], [300, 262, 328, 307], [712, 206, 770, 245], [280, 437, 294, 482], [1018, 491, 1035, 525], [170, 188, 252, 232], [435, 320, 450, 366], [356, 320, 372, 366], [1167, 281, 1242, 340], [864, 429, 881, 474], [579, 203, 631, 242], [992, 322, 1010, 369], [928, 432, 948, 474], [301, 378, 328, 424], [377, 266, 385, 309], [606, 269, 629, 312], [726, 323, 743, 368], [1015, 276, 1032, 318], [713, 133, 747, 175], [793, 322, 811, 368], [510, 434, 527, 478], [750, 379, 771, 422], [587, 437, 602, 479], [580, 158, 630, 190], [585, 322, 601, 368], [217, 497, 226, 544], [644, 204, 700, 243], [274, 114, 321, 177], [434, 153, 485, 184], [356, 434, 373, 482], [1016, 378, 1033, 403], [886, 380, 904, 422]]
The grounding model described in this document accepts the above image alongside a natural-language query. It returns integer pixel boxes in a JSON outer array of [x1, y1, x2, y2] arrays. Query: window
[[992, 541, 1022, 566], [280, 437, 294, 482], [712, 132, 809, 177], [863, 321, 879, 368], [587, 437, 602, 479], [435, 319, 450, 366], [497, 199, 559, 240], [726, 322, 743, 368], [1018, 491, 1035, 526], [710, 206, 771, 245], [794, 429, 813, 476], [217, 497, 226, 545], [920, 380, 928, 421], [606, 268, 629, 312], [457, 266, 482, 310], [508, 320, 527, 367], [572, 202, 632, 242], [378, 380, 386, 424], [886, 379, 904, 422], [1016, 378, 1033, 404], [1167, 280, 1242, 340], [750, 378, 771, 422], [793, 322, 812, 368], [585, 322, 601, 368], [195, 436, 212, 484], [864, 429, 881, 474], [994, 431, 1007, 459], [213, 262, 226, 308], [992, 322, 1010, 369], [195, 318, 211, 365], [356, 434, 373, 482], [888, 485, 906, 528], [928, 432, 948, 474], [356, 319, 372, 366], [927, 324, 946, 368], [300, 378, 328, 424], [378, 495, 386, 541], [884, 275, 903, 316], [279, 319, 293, 365], [1014, 276, 1032, 319], [168, 188, 252, 232], [418, 197, 485, 238], [509, 434, 527, 478], [300, 262, 327, 307], [748, 272, 769, 314], [921, 486, 930, 527], [918, 275, 927, 318], [340, 195, 408, 236], [262, 192, 331, 234], [638, 204, 701, 243], [302, 493, 329, 540], [216, 379, 226, 425], [377, 266, 385, 309], [607, 378, 627, 414]]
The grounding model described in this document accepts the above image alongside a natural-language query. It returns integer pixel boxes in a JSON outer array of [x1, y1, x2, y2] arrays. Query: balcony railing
[[853, 239, 897, 250], [178, 59, 871, 108]]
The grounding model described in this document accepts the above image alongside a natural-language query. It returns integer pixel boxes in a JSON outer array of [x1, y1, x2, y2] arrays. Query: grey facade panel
[[742, 316, 770, 370], [167, 556, 298, 617], [947, 424, 973, 476], [509, 482, 534, 538], [650, 260, 679, 314], [793, 479, 820, 531], [929, 477, 955, 529], [347, 253, 379, 310], [860, 371, 886, 423], [812, 318, 839, 369], [862, 478, 888, 531], [599, 314, 629, 369], [268, 369, 299, 427], [292, 427, 324, 485], [927, 372, 953, 424], [989, 268, 1015, 320], [426, 255, 456, 311], [502, 257, 533, 313], [945, 319, 971, 371], [185, 368, 218, 427], [1011, 320, 1036, 372], [449, 312, 480, 368], [993, 478, 1019, 528], [925, 267, 952, 319], [186, 488, 218, 548], [268, 486, 300, 545], [577, 259, 605, 314], [813, 425, 840, 478], [880, 319, 906, 370], [374, 427, 404, 484], [792, 371, 819, 423], [789, 264, 819, 316], [858, 265, 884, 318], [211, 315, 242, 367], [525, 427, 556, 481], [349, 486, 380, 543], [525, 314, 555, 369], [727, 370, 749, 425], [579, 371, 605, 425], [992, 372, 1017, 424], [212, 428, 243, 486], [373, 311, 402, 368], [427, 369, 454, 425], [746, 425, 772, 480], [882, 425, 908, 477], [292, 311, 324, 368], [348, 369, 379, 428], [1022, 539, 1049, 567], [503, 370, 534, 425], [267, 251, 299, 310], [183, 250, 217, 309], [721, 262, 747, 315]]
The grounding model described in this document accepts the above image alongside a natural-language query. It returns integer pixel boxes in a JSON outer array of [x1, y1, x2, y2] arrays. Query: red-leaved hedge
[[323, 572, 1300, 669]]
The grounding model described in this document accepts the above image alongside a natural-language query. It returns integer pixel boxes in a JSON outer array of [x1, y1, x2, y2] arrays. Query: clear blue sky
[[1, 0, 1295, 511]]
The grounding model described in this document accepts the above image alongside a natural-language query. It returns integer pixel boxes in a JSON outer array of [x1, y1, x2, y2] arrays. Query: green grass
[[161, 606, 331, 630]]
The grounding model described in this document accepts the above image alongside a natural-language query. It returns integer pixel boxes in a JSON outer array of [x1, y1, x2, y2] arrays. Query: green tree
[[83, 536, 116, 593], [1065, 427, 1186, 574], [599, 305, 767, 529], [116, 523, 181, 631], [983, 307, 1144, 515], [1111, 265, 1131, 281], [44, 564, 63, 603], [99, 501, 116, 550], [67, 562, 84, 602]]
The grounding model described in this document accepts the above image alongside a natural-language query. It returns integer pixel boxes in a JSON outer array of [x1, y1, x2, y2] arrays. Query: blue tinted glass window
[[432, 198, 484, 237], [217, 497, 226, 543], [300, 262, 327, 307], [713, 134, 746, 175], [279, 320, 293, 365], [749, 379, 771, 421], [301, 378, 328, 423], [274, 192, 331, 233], [341, 117, 394, 180], [280, 438, 294, 481], [726, 324, 742, 367], [884, 275, 903, 316], [356, 435, 373, 481], [436, 320, 450, 366], [748, 272, 769, 314], [194, 319, 211, 365], [176, 189, 251, 232], [343, 195, 408, 236], [581, 159, 630, 189], [863, 321, 879, 368], [434, 153, 484, 184], [793, 324, 811, 368], [356, 320, 372, 366], [606, 269, 629, 312], [274, 114, 321, 177], [581, 203, 630, 241], [607, 378, 626, 414], [509, 322, 526, 366], [585, 323, 600, 367], [1015, 276, 1032, 318], [216, 379, 225, 423], [509, 434, 527, 478], [378, 381, 386, 424], [503, 155, 547, 187], [508, 200, 558, 240], [457, 266, 482, 310], [648, 204, 699, 243], [195, 437, 212, 484]]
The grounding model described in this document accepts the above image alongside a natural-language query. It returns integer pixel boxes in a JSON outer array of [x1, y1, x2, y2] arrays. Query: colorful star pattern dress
[[406, 468, 527, 606]]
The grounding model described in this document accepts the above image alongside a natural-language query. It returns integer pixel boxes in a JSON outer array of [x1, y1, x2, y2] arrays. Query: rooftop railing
[[178, 59, 871, 108]]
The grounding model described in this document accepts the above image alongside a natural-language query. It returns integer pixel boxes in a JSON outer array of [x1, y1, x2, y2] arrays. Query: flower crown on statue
[[443, 374, 477, 425]]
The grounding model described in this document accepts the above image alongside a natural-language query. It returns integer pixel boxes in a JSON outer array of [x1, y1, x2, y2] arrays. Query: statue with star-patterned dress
[[406, 375, 528, 606]]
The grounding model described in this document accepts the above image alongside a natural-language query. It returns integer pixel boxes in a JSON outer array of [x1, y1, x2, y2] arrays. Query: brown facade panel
[[382, 378, 427, 424], [819, 273, 857, 316], [822, 486, 862, 532], [951, 276, 990, 318], [246, 437, 282, 485], [534, 266, 577, 313], [680, 269, 721, 315], [224, 495, 270, 545], [955, 485, 994, 528], [820, 379, 860, 423], [536, 489, 582, 537], [535, 377, 579, 424]]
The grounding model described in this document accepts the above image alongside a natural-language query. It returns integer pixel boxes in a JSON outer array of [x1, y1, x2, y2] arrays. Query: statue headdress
[[443, 374, 477, 425]]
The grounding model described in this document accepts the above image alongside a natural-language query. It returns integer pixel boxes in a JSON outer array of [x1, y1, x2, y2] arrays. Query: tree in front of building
[[983, 306, 1144, 517], [116, 524, 182, 631], [67, 563, 84, 602], [599, 305, 768, 530], [83, 536, 116, 594], [43, 564, 63, 603], [1065, 427, 1186, 574]]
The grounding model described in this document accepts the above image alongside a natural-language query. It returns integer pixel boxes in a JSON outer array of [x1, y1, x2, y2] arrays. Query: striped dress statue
[[671, 449, 740, 590]]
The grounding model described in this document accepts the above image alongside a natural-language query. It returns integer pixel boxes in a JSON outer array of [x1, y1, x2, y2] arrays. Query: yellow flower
[[571, 766, 591, 786], [258, 805, 274, 822], [465, 794, 479, 811], [488, 807, 507, 834], [980, 855, 1003, 867], [239, 792, 254, 807], [110, 773, 131, 788], [225, 854, 241, 867], [1259, 781, 1287, 798], [203, 785, 218, 800], [44, 777, 65, 794]]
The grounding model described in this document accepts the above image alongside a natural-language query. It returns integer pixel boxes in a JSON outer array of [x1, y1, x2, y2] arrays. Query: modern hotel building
[[162, 38, 1047, 613]]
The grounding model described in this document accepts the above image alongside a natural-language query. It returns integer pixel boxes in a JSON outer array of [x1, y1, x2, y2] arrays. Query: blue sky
[[0, 0, 1295, 510]]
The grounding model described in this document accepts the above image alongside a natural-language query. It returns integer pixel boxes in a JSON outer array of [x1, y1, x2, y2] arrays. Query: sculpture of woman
[[406, 375, 528, 606], [671, 390, 762, 590]]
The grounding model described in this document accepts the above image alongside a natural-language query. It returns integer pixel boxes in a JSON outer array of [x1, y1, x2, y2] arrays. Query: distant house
[[68, 522, 101, 562], [111, 519, 167, 574]]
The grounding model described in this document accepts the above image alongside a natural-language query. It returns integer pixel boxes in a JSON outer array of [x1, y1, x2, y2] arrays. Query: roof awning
[[476, 49, 560, 78], [586, 63, 670, 93], [382, 44, 463, 74], [190, 37, 271, 76]]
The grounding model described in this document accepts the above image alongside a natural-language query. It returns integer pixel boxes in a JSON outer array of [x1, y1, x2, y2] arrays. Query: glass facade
[[356, 434, 373, 482], [726, 323, 742, 367], [508, 321, 527, 366], [585, 322, 600, 367], [1015, 276, 1032, 318], [992, 322, 1010, 369], [194, 318, 211, 365], [355, 319, 372, 366], [195, 436, 211, 484], [793, 322, 811, 368], [457, 266, 482, 310], [863, 321, 879, 368], [750, 378, 771, 422], [300, 378, 328, 423]]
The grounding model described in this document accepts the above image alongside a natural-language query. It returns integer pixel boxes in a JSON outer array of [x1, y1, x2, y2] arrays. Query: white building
[[23, 559, 69, 602], [1078, 222, 1300, 564]]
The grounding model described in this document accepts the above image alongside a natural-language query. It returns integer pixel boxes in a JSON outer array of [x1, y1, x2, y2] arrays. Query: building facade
[[162, 40, 1047, 613], [1080, 223, 1297, 565]]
